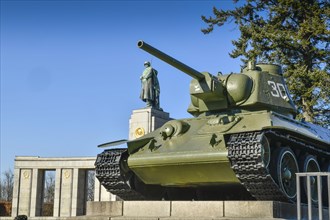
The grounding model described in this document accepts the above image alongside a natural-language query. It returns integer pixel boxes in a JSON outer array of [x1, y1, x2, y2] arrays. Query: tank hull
[[126, 110, 329, 193], [96, 110, 329, 201]]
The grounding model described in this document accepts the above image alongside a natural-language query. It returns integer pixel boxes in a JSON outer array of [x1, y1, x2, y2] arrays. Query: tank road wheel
[[272, 147, 299, 201], [299, 154, 321, 204], [260, 134, 271, 168]]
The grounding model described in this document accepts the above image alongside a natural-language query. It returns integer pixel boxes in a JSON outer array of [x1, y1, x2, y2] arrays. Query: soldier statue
[[140, 61, 160, 109]]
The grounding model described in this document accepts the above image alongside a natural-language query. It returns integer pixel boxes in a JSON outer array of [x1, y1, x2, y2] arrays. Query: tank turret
[[138, 40, 296, 117]]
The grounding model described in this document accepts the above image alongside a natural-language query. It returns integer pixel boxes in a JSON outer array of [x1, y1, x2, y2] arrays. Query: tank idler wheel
[[272, 147, 299, 201], [299, 154, 321, 204]]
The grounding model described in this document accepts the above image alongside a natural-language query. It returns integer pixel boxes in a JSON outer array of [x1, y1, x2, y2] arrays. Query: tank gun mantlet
[[187, 72, 229, 115], [189, 72, 225, 100]]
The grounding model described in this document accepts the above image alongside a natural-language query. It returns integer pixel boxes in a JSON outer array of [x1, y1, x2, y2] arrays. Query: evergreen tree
[[202, 0, 330, 128]]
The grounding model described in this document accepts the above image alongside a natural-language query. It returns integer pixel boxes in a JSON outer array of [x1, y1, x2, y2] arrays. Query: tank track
[[95, 148, 145, 200], [227, 131, 289, 201], [227, 130, 329, 202], [96, 131, 328, 201]]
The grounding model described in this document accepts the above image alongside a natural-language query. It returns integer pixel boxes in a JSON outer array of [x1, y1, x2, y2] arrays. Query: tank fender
[[127, 136, 154, 154]]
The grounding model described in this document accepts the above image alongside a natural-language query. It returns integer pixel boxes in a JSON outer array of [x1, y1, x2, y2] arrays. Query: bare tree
[[0, 169, 14, 201], [43, 171, 55, 203], [86, 170, 95, 201]]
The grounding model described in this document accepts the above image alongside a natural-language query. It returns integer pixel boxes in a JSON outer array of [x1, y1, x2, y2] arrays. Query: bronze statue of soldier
[[139, 61, 160, 109]]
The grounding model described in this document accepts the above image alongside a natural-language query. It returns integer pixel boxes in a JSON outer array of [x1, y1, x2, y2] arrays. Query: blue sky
[[1, 0, 242, 173]]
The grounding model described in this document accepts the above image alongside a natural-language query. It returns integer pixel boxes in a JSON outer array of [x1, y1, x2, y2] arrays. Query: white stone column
[[18, 169, 32, 216], [94, 176, 115, 201], [110, 191, 116, 201], [29, 168, 43, 217], [100, 184, 112, 201], [94, 176, 101, 202], [11, 168, 21, 217], [53, 168, 62, 217], [71, 168, 79, 216], [60, 168, 73, 217]]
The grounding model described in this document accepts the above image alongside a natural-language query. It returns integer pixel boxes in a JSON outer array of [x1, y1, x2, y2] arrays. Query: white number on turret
[[267, 81, 288, 100]]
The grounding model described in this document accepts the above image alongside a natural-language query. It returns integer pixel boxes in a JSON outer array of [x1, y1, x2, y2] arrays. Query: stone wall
[[11, 156, 114, 218]]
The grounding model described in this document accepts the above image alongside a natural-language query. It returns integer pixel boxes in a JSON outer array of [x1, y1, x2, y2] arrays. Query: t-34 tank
[[95, 41, 330, 203]]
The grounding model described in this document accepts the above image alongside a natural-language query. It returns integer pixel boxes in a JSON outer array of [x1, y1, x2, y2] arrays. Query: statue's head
[[144, 61, 151, 67]]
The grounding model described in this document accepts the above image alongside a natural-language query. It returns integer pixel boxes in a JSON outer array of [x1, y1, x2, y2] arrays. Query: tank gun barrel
[[138, 40, 205, 80]]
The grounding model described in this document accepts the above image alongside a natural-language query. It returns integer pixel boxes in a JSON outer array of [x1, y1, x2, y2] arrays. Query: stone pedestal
[[129, 107, 171, 140], [85, 200, 329, 219]]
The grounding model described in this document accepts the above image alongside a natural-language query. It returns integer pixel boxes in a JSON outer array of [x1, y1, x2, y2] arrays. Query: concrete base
[[2, 201, 329, 219], [85, 200, 329, 220]]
